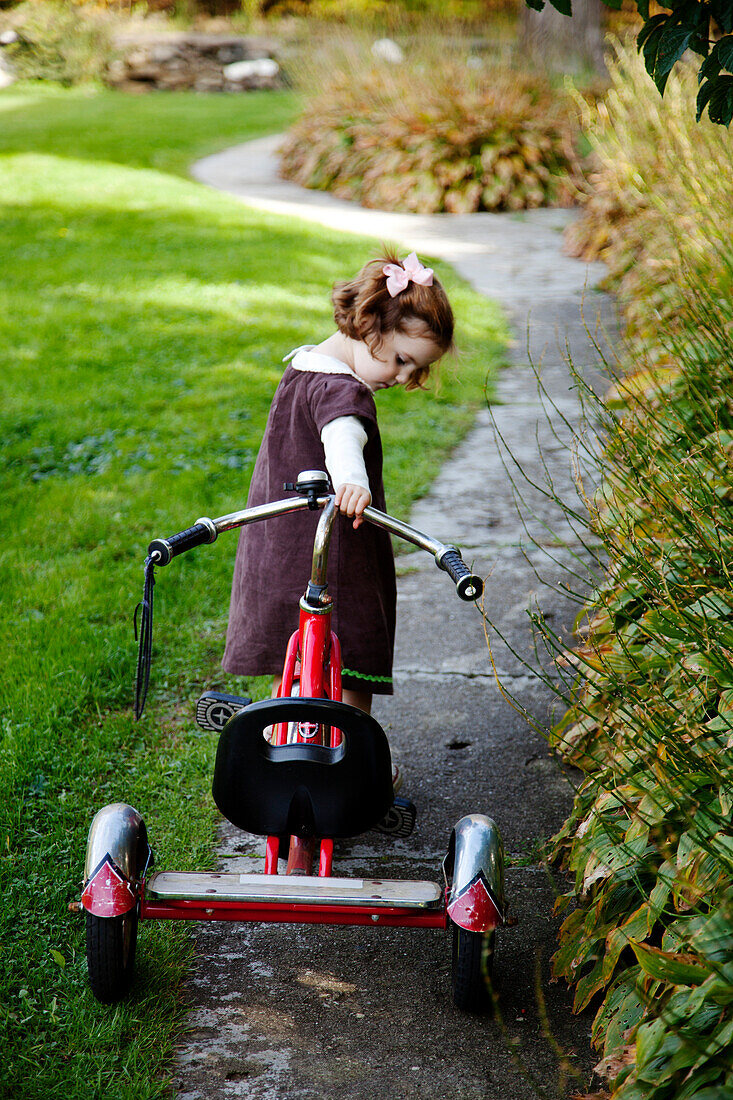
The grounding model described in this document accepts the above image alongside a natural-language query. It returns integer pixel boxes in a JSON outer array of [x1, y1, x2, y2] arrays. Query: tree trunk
[[520, 0, 607, 77]]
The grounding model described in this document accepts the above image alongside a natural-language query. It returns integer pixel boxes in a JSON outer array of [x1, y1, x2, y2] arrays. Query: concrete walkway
[[175, 135, 614, 1099]]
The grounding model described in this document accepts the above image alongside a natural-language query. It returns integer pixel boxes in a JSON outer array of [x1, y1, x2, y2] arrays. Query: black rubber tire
[[451, 924, 495, 1013], [86, 909, 138, 1003]]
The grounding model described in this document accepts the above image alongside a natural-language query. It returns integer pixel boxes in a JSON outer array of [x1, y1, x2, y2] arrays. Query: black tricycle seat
[[212, 697, 394, 839]]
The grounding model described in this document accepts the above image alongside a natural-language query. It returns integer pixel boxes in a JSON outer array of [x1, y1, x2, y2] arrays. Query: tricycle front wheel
[[451, 925, 495, 1013], [86, 909, 138, 1003]]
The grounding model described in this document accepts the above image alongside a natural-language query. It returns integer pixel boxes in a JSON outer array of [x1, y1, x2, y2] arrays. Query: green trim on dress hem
[[341, 668, 393, 684]]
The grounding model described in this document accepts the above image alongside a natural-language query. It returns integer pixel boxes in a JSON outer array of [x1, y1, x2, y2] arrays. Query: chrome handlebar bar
[[147, 485, 483, 603]]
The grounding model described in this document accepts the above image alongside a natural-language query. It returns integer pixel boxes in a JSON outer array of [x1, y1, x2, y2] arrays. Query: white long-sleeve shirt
[[320, 415, 370, 495], [285, 345, 373, 499]]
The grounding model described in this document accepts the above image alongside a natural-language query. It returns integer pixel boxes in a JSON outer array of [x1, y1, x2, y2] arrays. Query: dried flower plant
[[279, 27, 584, 213]]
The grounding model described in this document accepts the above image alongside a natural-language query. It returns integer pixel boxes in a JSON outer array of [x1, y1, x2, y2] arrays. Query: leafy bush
[[517, 40, 733, 1100], [545, 268, 733, 1097], [3, 1, 116, 85], [279, 32, 584, 213]]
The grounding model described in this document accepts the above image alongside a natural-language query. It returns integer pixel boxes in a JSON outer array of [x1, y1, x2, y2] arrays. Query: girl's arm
[[320, 416, 371, 529]]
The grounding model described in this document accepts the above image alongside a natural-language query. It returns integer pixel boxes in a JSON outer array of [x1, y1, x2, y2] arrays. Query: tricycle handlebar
[[148, 518, 217, 566], [148, 493, 483, 603], [435, 547, 483, 602], [136, 476, 482, 718]]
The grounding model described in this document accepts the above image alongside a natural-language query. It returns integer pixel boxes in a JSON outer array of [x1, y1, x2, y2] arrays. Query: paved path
[[175, 135, 614, 1099]]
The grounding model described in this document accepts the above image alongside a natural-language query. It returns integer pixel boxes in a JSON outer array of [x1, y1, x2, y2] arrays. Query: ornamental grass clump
[[2, 1, 116, 85], [566, 38, 733, 356], [279, 31, 583, 213]]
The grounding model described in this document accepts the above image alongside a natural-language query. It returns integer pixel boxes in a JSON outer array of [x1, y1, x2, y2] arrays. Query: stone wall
[[107, 32, 281, 92]]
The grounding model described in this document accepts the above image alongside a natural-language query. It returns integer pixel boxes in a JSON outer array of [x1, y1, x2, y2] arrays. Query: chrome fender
[[81, 803, 150, 917], [444, 813, 505, 933]]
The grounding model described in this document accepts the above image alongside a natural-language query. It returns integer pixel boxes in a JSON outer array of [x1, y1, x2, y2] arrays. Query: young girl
[[222, 251, 454, 716]]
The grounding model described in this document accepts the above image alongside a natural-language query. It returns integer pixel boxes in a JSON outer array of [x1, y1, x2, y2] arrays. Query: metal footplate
[[145, 871, 442, 908], [196, 692, 252, 732], [375, 796, 417, 838]]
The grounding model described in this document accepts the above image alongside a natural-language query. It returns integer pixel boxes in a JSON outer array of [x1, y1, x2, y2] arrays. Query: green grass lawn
[[0, 82, 299, 173], [0, 83, 507, 1099]]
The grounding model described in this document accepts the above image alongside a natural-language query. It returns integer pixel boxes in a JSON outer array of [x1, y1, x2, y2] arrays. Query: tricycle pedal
[[374, 796, 417, 838], [196, 691, 252, 732]]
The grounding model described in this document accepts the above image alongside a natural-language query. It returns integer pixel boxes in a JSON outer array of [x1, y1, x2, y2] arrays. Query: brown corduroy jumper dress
[[222, 359, 396, 694]]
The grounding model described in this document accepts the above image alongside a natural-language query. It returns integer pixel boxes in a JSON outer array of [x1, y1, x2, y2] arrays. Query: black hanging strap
[[134, 555, 156, 720]]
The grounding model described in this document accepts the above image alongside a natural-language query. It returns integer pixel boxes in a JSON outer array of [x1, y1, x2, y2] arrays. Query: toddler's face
[[353, 323, 442, 391]]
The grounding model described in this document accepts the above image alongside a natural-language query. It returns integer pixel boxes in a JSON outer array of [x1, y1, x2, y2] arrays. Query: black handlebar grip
[[148, 521, 215, 566], [437, 548, 484, 602]]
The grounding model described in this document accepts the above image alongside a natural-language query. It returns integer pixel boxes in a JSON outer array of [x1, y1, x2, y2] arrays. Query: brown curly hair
[[331, 251, 454, 390]]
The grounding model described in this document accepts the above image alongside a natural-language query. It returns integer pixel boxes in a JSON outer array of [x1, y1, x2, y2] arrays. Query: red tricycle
[[78, 470, 507, 1012]]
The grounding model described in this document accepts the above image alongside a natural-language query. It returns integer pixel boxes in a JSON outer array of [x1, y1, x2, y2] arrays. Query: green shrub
[[516, 39, 733, 1100], [3, 1, 116, 85], [257, 0, 519, 19], [279, 30, 583, 213], [544, 264, 733, 1099]]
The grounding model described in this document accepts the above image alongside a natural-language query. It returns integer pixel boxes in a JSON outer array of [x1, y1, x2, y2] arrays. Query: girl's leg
[[343, 688, 372, 714], [341, 688, 400, 790]]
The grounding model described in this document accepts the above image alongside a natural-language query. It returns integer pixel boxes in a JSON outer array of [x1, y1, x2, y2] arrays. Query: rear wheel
[[86, 909, 138, 1003], [451, 924, 495, 1013]]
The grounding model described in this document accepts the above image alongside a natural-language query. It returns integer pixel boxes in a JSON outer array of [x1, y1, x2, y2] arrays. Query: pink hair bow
[[382, 252, 434, 297]]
